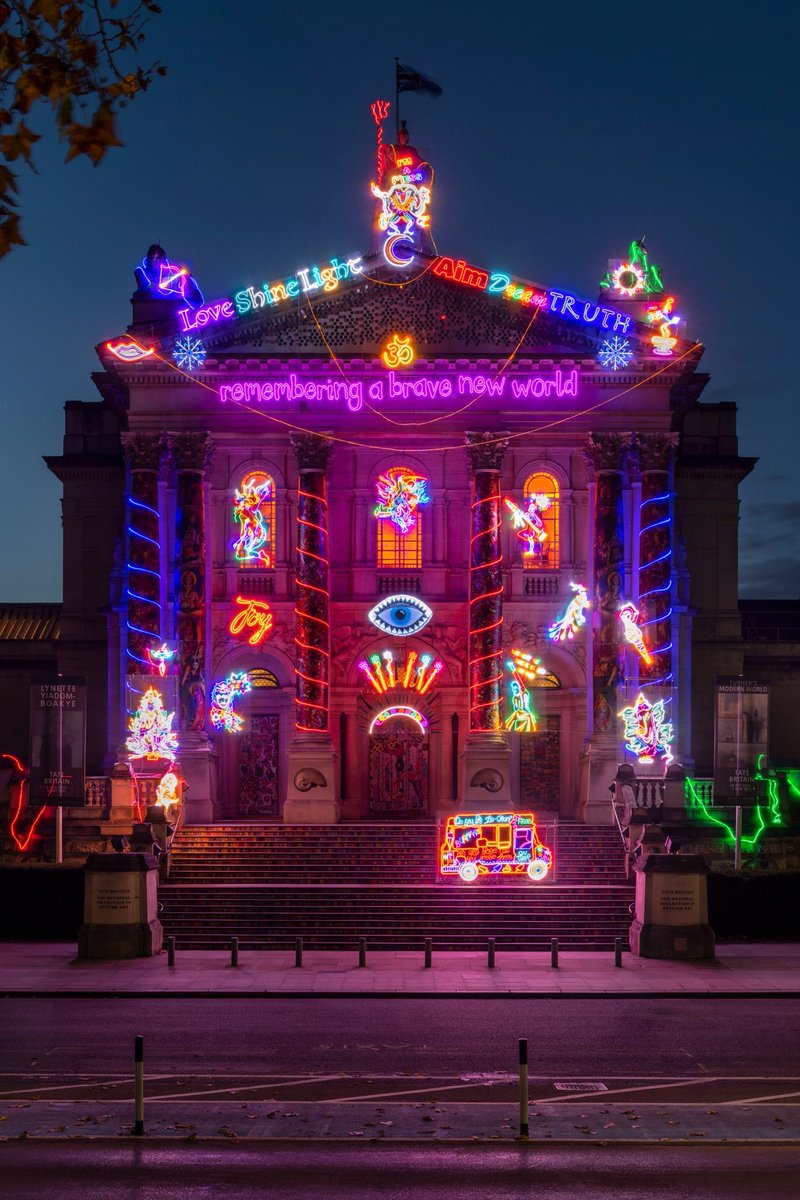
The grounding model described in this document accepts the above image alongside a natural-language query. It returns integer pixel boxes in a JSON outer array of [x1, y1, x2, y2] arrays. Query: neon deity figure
[[228, 596, 273, 646], [619, 692, 673, 765], [548, 583, 590, 642], [381, 334, 415, 368], [155, 771, 181, 808], [371, 120, 434, 265], [505, 495, 551, 560], [440, 813, 553, 883], [209, 672, 252, 734], [233, 473, 273, 567], [504, 674, 537, 733], [647, 295, 680, 356], [374, 467, 430, 534], [369, 705, 428, 735], [368, 594, 433, 636], [126, 686, 179, 761], [134, 244, 203, 308], [618, 602, 652, 665], [146, 643, 176, 677]]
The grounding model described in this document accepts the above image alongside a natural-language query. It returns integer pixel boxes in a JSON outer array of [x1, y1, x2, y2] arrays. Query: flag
[[396, 63, 443, 97]]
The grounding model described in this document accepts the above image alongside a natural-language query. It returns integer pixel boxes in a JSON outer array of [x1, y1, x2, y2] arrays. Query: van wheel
[[459, 862, 478, 882], [527, 859, 549, 881]]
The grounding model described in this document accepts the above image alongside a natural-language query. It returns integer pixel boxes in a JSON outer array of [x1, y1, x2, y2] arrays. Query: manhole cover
[[553, 1082, 608, 1092]]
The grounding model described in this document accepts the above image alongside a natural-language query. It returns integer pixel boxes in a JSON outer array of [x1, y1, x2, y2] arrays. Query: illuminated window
[[522, 472, 559, 570], [250, 668, 279, 688], [375, 465, 426, 570], [233, 471, 276, 568]]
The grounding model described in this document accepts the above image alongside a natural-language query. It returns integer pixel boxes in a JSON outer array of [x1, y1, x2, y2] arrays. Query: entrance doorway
[[368, 718, 429, 815], [519, 715, 561, 811], [238, 712, 279, 816]]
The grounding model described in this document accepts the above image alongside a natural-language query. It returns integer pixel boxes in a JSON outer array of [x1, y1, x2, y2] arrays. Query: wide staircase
[[158, 822, 634, 951]]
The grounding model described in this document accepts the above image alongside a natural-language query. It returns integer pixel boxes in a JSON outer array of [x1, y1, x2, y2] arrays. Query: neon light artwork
[[368, 595, 433, 636], [601, 240, 665, 296], [369, 705, 428, 735], [647, 295, 680, 356], [504, 667, 537, 733], [209, 671, 252, 734], [371, 176, 432, 242], [155, 770, 181, 808], [619, 692, 673, 765], [370, 97, 391, 179], [173, 335, 207, 371], [548, 582, 590, 642], [618, 602, 652, 665], [358, 650, 443, 696], [611, 262, 646, 297], [233, 255, 364, 317], [146, 643, 176, 677], [381, 333, 416, 368], [504, 494, 551, 560], [598, 337, 634, 371], [106, 339, 155, 362], [228, 596, 274, 646], [233, 473, 273, 567], [2, 752, 47, 853], [126, 686, 179, 761], [508, 648, 549, 682], [685, 761, 800, 852], [440, 812, 553, 883], [374, 467, 430, 534], [135, 246, 203, 308]]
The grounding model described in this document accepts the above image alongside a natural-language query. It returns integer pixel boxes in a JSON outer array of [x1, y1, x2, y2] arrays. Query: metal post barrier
[[614, 937, 622, 968], [295, 937, 303, 968], [550, 938, 558, 968], [518, 1038, 529, 1138], [488, 938, 496, 969], [133, 1035, 144, 1137], [358, 937, 366, 968], [166, 935, 175, 967], [424, 938, 432, 968], [230, 936, 239, 968]]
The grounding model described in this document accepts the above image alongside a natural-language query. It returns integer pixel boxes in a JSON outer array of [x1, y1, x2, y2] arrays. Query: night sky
[[2, 1, 797, 600]]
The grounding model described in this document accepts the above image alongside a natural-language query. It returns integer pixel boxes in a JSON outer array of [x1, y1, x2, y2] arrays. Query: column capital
[[171, 432, 215, 474], [122, 432, 165, 473], [290, 431, 334, 472], [631, 432, 680, 475], [464, 431, 510, 472], [583, 433, 632, 479]]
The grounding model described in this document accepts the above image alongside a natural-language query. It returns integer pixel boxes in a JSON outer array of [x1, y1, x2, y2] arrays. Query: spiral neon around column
[[637, 436, 675, 688], [173, 434, 213, 731], [292, 434, 332, 733], [124, 435, 162, 673], [466, 433, 508, 732]]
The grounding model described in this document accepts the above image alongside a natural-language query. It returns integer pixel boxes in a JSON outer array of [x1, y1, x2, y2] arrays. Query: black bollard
[[133, 1035, 144, 1137], [518, 1038, 529, 1138], [295, 937, 303, 968], [358, 937, 366, 968], [424, 938, 432, 968], [550, 938, 558, 969], [230, 936, 239, 968], [488, 938, 496, 969], [166, 935, 175, 967]]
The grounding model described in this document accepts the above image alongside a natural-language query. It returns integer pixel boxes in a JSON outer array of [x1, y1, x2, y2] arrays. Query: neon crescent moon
[[383, 235, 416, 268]]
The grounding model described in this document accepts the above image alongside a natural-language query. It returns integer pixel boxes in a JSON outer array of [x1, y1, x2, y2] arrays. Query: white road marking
[[149, 1074, 345, 1101], [536, 1077, 717, 1103]]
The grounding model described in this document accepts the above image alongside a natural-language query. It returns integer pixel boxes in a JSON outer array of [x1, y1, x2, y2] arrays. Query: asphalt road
[[2, 1145, 800, 1200]]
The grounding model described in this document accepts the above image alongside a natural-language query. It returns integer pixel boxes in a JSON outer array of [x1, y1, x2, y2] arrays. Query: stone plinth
[[630, 853, 715, 960], [78, 852, 162, 959], [460, 733, 512, 806], [283, 735, 340, 824]]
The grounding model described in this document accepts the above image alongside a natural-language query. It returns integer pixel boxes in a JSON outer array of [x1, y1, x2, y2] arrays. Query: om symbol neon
[[381, 334, 415, 369]]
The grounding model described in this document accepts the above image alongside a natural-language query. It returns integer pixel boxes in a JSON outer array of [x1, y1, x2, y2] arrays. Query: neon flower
[[647, 295, 680, 356], [209, 671, 252, 734], [611, 262, 646, 297], [146, 643, 176, 677], [173, 335, 207, 371], [233, 473, 273, 567], [619, 691, 673, 765], [369, 705, 428, 734], [374, 467, 430, 534], [381, 333, 415, 368], [505, 495, 551, 558], [126, 687, 179, 761], [228, 596, 273, 646], [155, 770, 181, 808], [548, 583, 590, 642], [106, 339, 156, 362], [618, 602, 652, 664]]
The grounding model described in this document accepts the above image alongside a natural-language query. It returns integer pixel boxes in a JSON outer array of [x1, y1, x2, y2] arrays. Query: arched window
[[521, 471, 559, 570], [232, 471, 276, 568], [374, 465, 428, 570]]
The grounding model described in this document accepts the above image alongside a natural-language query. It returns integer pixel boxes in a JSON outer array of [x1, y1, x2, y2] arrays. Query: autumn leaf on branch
[[0, 0, 166, 257]]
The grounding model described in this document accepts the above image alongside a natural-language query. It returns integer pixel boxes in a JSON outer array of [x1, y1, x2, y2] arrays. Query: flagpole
[[394, 57, 400, 140]]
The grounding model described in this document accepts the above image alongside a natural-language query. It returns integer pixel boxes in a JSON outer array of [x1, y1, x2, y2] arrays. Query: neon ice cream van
[[440, 812, 553, 882]]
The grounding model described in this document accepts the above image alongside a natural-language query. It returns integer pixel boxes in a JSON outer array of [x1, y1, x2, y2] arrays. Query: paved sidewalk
[[2, 941, 800, 997]]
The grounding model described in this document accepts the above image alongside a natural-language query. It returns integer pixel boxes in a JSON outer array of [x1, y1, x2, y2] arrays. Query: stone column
[[460, 432, 512, 805], [284, 432, 339, 822], [580, 433, 630, 823], [122, 434, 163, 676], [172, 433, 217, 822]]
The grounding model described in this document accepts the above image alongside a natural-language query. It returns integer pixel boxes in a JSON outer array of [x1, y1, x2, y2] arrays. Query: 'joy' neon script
[[219, 370, 580, 412]]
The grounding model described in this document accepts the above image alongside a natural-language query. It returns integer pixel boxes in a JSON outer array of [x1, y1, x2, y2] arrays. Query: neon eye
[[368, 594, 433, 636]]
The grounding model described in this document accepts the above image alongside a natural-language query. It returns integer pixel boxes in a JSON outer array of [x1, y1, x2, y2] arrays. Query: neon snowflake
[[598, 337, 634, 371], [173, 335, 207, 371]]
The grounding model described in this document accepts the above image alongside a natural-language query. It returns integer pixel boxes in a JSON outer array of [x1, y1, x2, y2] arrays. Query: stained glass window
[[233, 471, 276, 568], [522, 472, 559, 570], [375, 465, 426, 569]]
